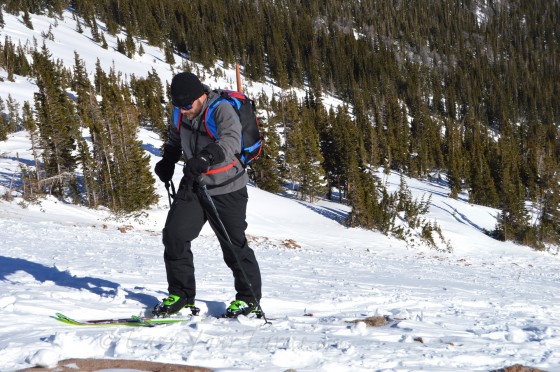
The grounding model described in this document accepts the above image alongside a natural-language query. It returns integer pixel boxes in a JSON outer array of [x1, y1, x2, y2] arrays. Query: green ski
[[54, 312, 197, 327]]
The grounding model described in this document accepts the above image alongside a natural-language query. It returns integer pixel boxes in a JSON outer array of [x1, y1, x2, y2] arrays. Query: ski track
[[1, 213, 559, 371]]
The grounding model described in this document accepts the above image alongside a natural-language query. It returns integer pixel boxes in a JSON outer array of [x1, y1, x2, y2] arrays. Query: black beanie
[[170, 72, 204, 107]]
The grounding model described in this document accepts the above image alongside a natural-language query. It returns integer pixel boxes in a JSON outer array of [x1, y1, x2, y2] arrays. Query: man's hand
[[154, 158, 175, 182], [183, 156, 210, 180]]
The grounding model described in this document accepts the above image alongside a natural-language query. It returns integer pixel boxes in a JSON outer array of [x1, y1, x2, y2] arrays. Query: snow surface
[[1, 8, 560, 372]]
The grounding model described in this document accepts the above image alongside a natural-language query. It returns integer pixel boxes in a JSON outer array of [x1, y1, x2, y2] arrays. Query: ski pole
[[164, 180, 177, 207], [196, 176, 270, 324]]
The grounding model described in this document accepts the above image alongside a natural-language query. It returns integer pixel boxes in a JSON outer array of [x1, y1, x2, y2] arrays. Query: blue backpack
[[203, 90, 263, 167]]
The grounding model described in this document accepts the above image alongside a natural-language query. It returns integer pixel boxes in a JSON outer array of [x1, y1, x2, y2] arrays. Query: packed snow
[[1, 8, 560, 372]]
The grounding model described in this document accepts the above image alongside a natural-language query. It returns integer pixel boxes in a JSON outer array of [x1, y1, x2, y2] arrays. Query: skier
[[153, 72, 262, 318]]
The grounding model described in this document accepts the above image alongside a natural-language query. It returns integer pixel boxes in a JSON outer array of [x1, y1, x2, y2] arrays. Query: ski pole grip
[[196, 175, 207, 187]]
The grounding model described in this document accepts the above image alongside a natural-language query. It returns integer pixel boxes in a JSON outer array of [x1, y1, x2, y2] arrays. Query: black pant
[[162, 184, 261, 304]]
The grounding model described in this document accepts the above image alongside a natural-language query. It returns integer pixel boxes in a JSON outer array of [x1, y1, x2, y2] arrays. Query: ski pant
[[162, 183, 262, 304]]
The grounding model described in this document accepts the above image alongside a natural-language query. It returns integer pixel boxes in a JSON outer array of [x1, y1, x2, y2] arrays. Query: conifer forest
[[1, 0, 559, 249]]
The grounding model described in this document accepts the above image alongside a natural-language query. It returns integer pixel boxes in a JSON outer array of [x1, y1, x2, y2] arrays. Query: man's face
[[181, 94, 206, 121]]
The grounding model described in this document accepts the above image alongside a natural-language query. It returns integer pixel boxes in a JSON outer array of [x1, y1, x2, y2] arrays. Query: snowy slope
[[1, 9, 560, 372], [1, 134, 559, 371]]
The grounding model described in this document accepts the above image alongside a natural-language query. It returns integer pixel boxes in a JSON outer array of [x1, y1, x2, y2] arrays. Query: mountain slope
[[1, 129, 560, 372], [1, 8, 559, 372]]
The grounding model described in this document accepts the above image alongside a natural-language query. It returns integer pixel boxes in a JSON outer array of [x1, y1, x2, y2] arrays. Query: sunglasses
[[172, 103, 194, 130], [177, 103, 193, 111]]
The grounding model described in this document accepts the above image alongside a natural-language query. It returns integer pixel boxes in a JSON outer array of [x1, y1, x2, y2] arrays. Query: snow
[[1, 8, 560, 372]]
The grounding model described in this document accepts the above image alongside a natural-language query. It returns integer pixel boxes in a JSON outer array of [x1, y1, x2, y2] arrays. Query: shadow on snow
[[0, 256, 158, 306]]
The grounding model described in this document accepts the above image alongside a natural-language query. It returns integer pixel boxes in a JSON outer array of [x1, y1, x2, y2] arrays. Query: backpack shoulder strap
[[203, 94, 226, 140]]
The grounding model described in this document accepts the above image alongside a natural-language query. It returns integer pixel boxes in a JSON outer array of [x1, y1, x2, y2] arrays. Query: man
[[153, 72, 262, 318]]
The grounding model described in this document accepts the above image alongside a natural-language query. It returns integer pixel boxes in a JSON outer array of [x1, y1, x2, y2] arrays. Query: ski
[[53, 312, 197, 327], [54, 312, 398, 328]]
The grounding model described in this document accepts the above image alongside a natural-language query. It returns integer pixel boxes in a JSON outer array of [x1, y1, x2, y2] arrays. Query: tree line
[[1, 0, 559, 249], [1, 36, 159, 212]]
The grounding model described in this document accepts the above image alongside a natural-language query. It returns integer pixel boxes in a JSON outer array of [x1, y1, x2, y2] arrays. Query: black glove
[[154, 157, 175, 183], [199, 142, 226, 165], [183, 156, 210, 180]]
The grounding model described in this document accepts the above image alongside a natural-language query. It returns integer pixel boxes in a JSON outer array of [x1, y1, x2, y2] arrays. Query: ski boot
[[152, 295, 200, 317], [224, 300, 263, 318]]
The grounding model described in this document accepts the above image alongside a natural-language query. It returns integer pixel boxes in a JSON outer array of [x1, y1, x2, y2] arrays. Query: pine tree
[[319, 107, 346, 202], [283, 98, 305, 197], [492, 118, 531, 244], [0, 6, 5, 29], [14, 42, 31, 77], [72, 51, 102, 207], [444, 118, 463, 199], [298, 107, 326, 202], [21, 101, 41, 186], [125, 33, 136, 58], [0, 98, 9, 141], [384, 92, 410, 172], [252, 92, 282, 193], [33, 43, 80, 198], [96, 34, 105, 49], [2, 36, 16, 81], [130, 68, 167, 137], [75, 17, 83, 33], [116, 37, 127, 55], [97, 69, 157, 212], [22, 10, 33, 29], [164, 41, 175, 65], [273, 93, 300, 187], [5, 94, 20, 133], [536, 173, 560, 249], [465, 110, 499, 206]]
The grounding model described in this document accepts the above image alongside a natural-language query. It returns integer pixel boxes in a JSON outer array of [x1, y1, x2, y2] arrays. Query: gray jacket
[[165, 87, 249, 196]]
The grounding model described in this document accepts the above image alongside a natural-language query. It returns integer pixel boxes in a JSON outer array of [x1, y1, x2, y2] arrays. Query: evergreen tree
[[116, 37, 127, 56], [100, 33, 108, 49], [384, 92, 410, 172], [130, 68, 167, 137], [465, 110, 499, 206], [536, 174, 560, 249], [444, 118, 463, 199], [91, 16, 101, 43], [352, 88, 379, 167], [0, 6, 5, 29], [22, 10, 33, 29], [0, 98, 9, 141], [73, 51, 102, 207], [5, 94, 20, 133], [75, 16, 83, 33], [252, 92, 282, 193], [98, 69, 157, 212], [320, 107, 346, 202], [346, 154, 368, 228], [283, 97, 305, 196], [14, 42, 32, 77], [492, 118, 531, 244], [33, 43, 80, 198], [297, 107, 326, 202], [2, 36, 16, 81], [164, 41, 175, 65], [21, 101, 41, 179], [125, 33, 136, 58]]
